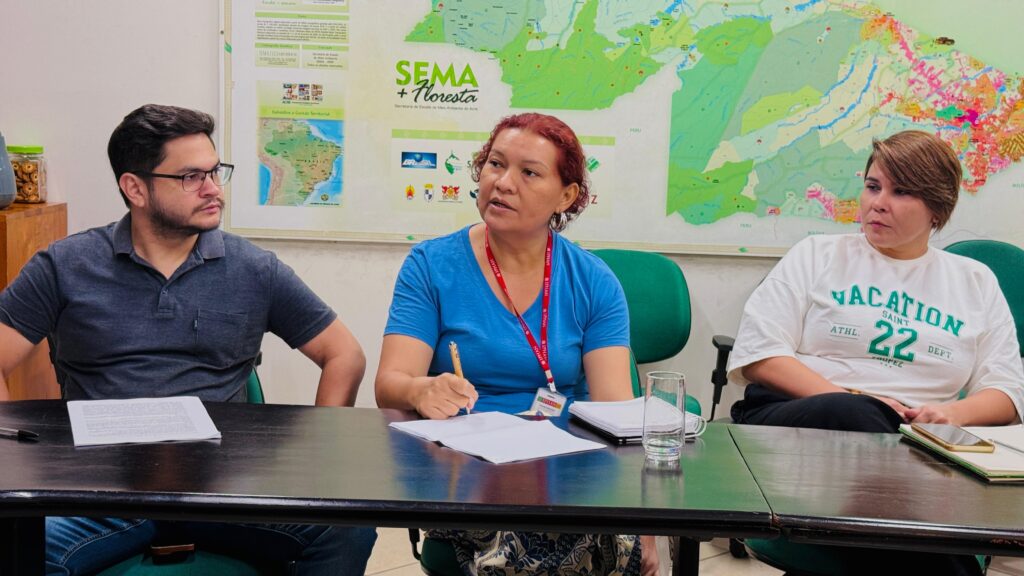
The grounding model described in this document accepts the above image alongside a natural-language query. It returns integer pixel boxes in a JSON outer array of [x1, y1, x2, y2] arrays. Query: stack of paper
[[899, 423, 1024, 482], [568, 397, 704, 443], [389, 412, 605, 464], [67, 397, 222, 447]]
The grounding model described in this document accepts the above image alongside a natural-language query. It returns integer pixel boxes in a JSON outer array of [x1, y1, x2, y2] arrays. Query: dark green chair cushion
[[99, 550, 264, 576], [746, 536, 987, 575], [419, 536, 462, 576]]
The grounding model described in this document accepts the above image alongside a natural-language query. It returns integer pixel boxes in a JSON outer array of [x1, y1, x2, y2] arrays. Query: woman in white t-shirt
[[729, 130, 1023, 433], [727, 129, 1024, 576]]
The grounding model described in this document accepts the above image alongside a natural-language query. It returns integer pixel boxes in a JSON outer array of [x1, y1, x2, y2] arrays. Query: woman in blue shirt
[[376, 113, 656, 575]]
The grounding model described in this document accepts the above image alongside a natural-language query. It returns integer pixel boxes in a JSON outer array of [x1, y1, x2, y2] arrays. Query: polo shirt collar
[[112, 212, 225, 260], [196, 226, 225, 260]]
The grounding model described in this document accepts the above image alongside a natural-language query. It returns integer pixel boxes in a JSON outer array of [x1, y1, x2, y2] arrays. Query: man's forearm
[[314, 351, 365, 406]]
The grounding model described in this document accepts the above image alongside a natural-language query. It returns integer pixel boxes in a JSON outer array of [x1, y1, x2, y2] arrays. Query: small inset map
[[258, 118, 343, 206]]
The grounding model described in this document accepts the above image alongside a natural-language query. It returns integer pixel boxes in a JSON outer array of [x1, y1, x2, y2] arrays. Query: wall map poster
[[224, 0, 1024, 255]]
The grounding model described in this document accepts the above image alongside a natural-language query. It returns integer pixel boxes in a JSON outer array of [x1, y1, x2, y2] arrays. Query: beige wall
[[0, 0, 776, 412]]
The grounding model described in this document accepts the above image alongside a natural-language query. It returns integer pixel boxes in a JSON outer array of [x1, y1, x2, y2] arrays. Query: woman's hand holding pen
[[413, 373, 478, 420]]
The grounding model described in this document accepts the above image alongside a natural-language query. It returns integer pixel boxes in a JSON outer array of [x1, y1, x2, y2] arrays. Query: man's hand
[[412, 373, 477, 420]]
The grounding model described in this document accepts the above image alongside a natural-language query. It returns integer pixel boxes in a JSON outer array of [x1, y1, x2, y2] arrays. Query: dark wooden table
[[0, 401, 774, 575], [730, 425, 1024, 557]]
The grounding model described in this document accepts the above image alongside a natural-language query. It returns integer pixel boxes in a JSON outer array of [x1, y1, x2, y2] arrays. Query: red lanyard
[[484, 227, 556, 391]]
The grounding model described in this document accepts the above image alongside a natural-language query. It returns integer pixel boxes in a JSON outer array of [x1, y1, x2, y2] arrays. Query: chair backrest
[[944, 239, 1024, 357], [247, 369, 265, 404], [591, 249, 691, 397], [246, 350, 265, 404]]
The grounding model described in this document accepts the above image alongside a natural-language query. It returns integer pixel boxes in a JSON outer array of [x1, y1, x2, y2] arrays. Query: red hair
[[471, 113, 590, 231]]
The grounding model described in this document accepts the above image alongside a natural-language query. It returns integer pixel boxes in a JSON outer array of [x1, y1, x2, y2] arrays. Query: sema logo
[[395, 60, 478, 104]]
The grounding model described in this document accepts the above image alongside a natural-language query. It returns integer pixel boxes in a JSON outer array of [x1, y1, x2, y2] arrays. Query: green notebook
[[899, 424, 1024, 483]]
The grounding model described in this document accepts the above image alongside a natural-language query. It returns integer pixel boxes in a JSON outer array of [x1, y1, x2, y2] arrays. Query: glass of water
[[643, 371, 685, 461]]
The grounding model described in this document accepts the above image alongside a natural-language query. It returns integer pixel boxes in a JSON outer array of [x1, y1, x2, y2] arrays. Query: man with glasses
[[0, 104, 376, 574]]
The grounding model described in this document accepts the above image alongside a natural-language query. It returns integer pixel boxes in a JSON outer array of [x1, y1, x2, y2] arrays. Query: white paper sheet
[[67, 397, 222, 447], [390, 412, 605, 464], [389, 412, 527, 442], [966, 424, 1024, 453]]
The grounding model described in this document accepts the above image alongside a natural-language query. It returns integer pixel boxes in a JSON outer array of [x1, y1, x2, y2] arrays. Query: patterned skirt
[[426, 529, 642, 576]]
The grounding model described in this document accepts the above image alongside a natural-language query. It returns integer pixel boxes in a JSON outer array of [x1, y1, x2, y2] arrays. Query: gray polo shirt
[[0, 214, 336, 401]]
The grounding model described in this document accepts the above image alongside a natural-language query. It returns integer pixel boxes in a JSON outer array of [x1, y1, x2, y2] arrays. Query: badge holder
[[529, 387, 567, 417]]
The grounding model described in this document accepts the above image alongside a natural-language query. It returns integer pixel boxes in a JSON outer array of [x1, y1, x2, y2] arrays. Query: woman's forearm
[[741, 356, 847, 398]]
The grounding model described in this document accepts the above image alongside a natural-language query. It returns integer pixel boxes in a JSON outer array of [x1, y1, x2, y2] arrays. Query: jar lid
[[7, 145, 44, 154]]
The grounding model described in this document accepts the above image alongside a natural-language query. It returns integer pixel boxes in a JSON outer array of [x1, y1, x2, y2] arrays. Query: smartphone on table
[[911, 423, 995, 453]]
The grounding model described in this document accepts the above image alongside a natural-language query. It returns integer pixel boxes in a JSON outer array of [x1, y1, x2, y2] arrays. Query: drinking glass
[[643, 371, 685, 461]]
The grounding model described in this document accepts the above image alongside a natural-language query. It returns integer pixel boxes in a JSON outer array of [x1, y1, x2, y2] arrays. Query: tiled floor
[[365, 528, 1024, 575]]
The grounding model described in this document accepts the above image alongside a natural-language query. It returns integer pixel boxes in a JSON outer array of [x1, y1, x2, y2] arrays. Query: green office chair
[[98, 358, 268, 576], [411, 249, 701, 574], [592, 249, 700, 414], [945, 239, 1024, 357]]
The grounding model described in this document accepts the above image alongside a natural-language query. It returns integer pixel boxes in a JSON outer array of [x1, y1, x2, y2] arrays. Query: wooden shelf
[[1, 201, 66, 399]]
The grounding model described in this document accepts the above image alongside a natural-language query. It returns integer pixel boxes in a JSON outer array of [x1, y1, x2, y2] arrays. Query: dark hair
[[864, 130, 962, 230], [108, 104, 215, 207], [471, 113, 589, 231]]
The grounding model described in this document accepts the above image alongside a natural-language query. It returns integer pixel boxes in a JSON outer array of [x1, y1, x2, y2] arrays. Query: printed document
[[390, 412, 605, 464], [67, 397, 222, 447]]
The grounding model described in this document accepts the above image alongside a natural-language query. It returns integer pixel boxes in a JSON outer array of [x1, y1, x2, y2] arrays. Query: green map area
[[407, 0, 1024, 226], [258, 119, 341, 206]]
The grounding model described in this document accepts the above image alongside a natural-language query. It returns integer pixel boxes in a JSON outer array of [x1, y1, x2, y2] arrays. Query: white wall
[[0, 0, 776, 413]]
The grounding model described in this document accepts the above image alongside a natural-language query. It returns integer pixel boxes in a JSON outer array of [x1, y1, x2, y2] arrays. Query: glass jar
[[0, 132, 15, 209], [7, 145, 47, 203]]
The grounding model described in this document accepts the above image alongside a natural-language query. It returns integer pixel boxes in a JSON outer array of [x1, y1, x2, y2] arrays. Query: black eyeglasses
[[136, 163, 234, 192]]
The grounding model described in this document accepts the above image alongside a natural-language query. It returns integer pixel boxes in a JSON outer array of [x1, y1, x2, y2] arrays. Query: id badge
[[529, 387, 567, 417]]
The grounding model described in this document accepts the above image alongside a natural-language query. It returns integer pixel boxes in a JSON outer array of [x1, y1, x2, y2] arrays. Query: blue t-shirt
[[384, 226, 630, 413]]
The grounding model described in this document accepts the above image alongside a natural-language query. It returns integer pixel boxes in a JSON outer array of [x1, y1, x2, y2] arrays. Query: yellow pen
[[448, 341, 470, 414]]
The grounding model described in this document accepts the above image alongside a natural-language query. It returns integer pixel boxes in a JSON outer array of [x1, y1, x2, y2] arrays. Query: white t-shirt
[[728, 234, 1024, 419]]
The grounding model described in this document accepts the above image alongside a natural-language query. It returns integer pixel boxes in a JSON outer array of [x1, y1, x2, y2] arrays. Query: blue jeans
[[45, 516, 377, 576]]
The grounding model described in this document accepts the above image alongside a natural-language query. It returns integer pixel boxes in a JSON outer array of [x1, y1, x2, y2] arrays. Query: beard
[[148, 193, 222, 238]]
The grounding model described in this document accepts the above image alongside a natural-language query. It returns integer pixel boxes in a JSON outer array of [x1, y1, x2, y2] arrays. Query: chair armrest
[[710, 335, 735, 420]]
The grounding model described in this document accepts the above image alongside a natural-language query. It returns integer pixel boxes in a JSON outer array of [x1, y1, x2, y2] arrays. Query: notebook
[[568, 397, 705, 445], [899, 423, 1024, 482]]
